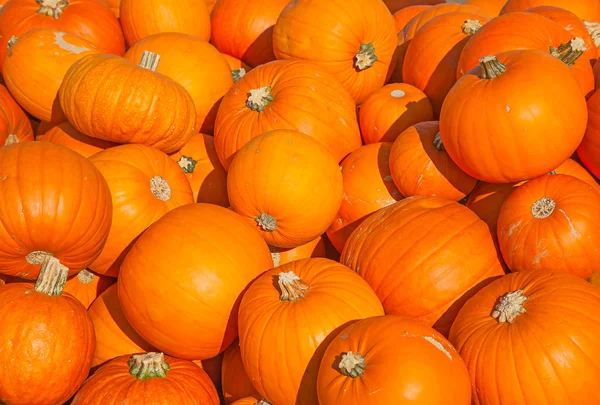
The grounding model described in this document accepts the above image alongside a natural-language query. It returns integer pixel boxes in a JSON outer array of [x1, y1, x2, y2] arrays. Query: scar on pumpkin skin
[[53, 31, 91, 55]]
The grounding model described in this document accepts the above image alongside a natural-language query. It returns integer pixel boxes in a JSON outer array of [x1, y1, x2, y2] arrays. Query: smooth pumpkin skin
[[124, 33, 234, 134], [59, 53, 196, 153], [0, 283, 96, 405], [105, 0, 120, 17], [578, 88, 600, 178], [72, 354, 220, 405], [440, 50, 587, 183], [120, 0, 210, 47], [326, 143, 403, 253], [0, 83, 33, 145], [170, 133, 229, 207], [222, 54, 252, 77], [384, 0, 443, 14], [238, 258, 385, 405], [389, 121, 477, 201], [270, 236, 328, 268], [464, 0, 506, 16], [0, 142, 112, 280], [501, 0, 600, 22], [88, 144, 194, 277], [214, 59, 361, 170], [118, 204, 273, 360], [2, 29, 99, 123], [0, 0, 124, 73], [449, 269, 600, 405], [341, 196, 504, 336], [359, 83, 433, 144], [36, 121, 118, 158], [211, 0, 290, 68], [317, 315, 471, 405], [222, 340, 261, 405], [393, 5, 431, 32], [273, 0, 398, 104], [497, 174, 600, 278]]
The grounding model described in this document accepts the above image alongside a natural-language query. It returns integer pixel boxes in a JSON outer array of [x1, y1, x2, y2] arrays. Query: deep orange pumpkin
[[222, 54, 252, 83], [578, 87, 600, 178], [463, 0, 506, 16], [393, 5, 431, 32], [384, 0, 444, 14], [232, 398, 266, 405], [589, 271, 600, 287], [105, 0, 120, 17], [269, 236, 328, 268], [197, 353, 225, 398], [0, 83, 33, 146], [449, 269, 600, 404], [222, 340, 261, 405], [62, 269, 115, 309], [501, 0, 600, 22], [36, 121, 118, 158]]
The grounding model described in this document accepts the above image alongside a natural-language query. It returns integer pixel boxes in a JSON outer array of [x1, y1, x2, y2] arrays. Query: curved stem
[[278, 271, 310, 302], [246, 86, 273, 112], [177, 155, 197, 174], [550, 37, 587, 67], [76, 269, 95, 284], [150, 176, 172, 202], [531, 197, 555, 219], [491, 290, 528, 323], [232, 68, 246, 83], [28, 251, 69, 296], [462, 19, 483, 35], [256, 213, 276, 232], [128, 352, 170, 379], [355, 43, 377, 71], [433, 132, 445, 151], [338, 351, 366, 378], [36, 0, 68, 18], [479, 55, 506, 79], [139, 50, 161, 72], [584, 20, 600, 48]]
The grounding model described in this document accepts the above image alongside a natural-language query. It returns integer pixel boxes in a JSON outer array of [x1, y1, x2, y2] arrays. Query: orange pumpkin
[[105, 0, 120, 17], [272, 0, 398, 104], [118, 204, 273, 360], [124, 33, 234, 134], [119, 0, 210, 47], [449, 269, 600, 404], [589, 271, 600, 287], [232, 398, 266, 405], [222, 54, 252, 83], [59, 52, 196, 153], [36, 121, 118, 158], [317, 315, 471, 405], [2, 29, 99, 123], [326, 143, 402, 253], [341, 196, 504, 336], [211, 0, 290, 68], [497, 174, 600, 279], [578, 88, 600, 178], [0, 142, 112, 280], [0, 0, 124, 74], [464, 0, 506, 16], [170, 134, 229, 207], [222, 340, 261, 405], [238, 258, 384, 405], [501, 0, 600, 22], [393, 5, 431, 32], [389, 121, 477, 201], [198, 354, 225, 399], [269, 236, 328, 267], [228, 130, 343, 248], [214, 59, 361, 170], [384, 0, 444, 14], [358, 83, 433, 144], [440, 50, 587, 183], [88, 144, 194, 277], [35, 120, 56, 136], [63, 269, 115, 309], [72, 353, 220, 405], [0, 83, 33, 146]]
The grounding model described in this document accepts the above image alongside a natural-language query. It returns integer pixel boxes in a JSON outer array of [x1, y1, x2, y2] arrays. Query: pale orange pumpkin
[[36, 121, 118, 158]]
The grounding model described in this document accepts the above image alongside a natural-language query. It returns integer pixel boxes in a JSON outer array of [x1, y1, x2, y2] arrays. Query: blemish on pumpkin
[[423, 336, 452, 360], [505, 105, 511, 112], [506, 219, 523, 237], [53, 31, 90, 54], [390, 89, 405, 98], [339, 333, 349, 340], [383, 175, 393, 181], [558, 208, 580, 238]]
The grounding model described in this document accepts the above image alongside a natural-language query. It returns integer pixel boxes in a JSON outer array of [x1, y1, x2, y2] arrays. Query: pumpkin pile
[[1, 0, 600, 404]]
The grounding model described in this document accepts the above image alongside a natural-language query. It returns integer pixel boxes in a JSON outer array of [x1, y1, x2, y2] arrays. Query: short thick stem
[[462, 19, 483, 35], [532, 197, 555, 219], [433, 132, 445, 151], [269, 245, 281, 267], [77, 269, 94, 284], [278, 271, 310, 302], [128, 352, 170, 379], [479, 55, 506, 79], [177, 155, 197, 174], [256, 401, 272, 405], [584, 20, 600, 48], [28, 251, 69, 296], [246, 86, 273, 112], [355, 43, 377, 71], [4, 134, 18, 146], [232, 68, 246, 83], [339, 351, 366, 378], [550, 37, 587, 67], [139, 50, 161, 72], [256, 213, 276, 232], [150, 176, 171, 201], [7, 36, 18, 56], [491, 290, 528, 323], [36, 0, 68, 18]]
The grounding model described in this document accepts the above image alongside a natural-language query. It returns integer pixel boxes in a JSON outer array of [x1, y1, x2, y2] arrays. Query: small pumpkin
[[393, 5, 431, 33], [36, 121, 118, 158], [222, 340, 261, 405], [63, 269, 115, 309], [222, 54, 252, 83], [578, 87, 600, 178], [501, 0, 600, 22], [0, 83, 33, 146], [269, 236, 328, 268]]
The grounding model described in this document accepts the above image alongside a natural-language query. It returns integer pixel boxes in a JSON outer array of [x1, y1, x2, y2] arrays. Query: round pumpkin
[[589, 271, 600, 287], [326, 143, 402, 253], [317, 315, 471, 405], [501, 0, 600, 22], [170, 133, 229, 207], [118, 203, 273, 360], [272, 0, 398, 104], [238, 258, 384, 405], [36, 121, 118, 158], [0, 264, 96, 405], [59, 52, 196, 153], [2, 29, 99, 123], [578, 87, 600, 178], [119, 0, 210, 47], [341, 196, 504, 336], [222, 340, 261, 405], [464, 0, 506, 16], [88, 144, 194, 277], [124, 33, 234, 134], [214, 59, 361, 170], [497, 174, 600, 279], [0, 142, 112, 280], [227, 130, 343, 248], [389, 121, 477, 201], [270, 236, 328, 268], [449, 269, 600, 404], [358, 83, 433, 144], [222, 54, 252, 83], [0, 0, 124, 73], [0, 83, 33, 146], [393, 5, 431, 32], [72, 352, 220, 405], [440, 50, 587, 183], [384, 0, 444, 14], [105, 0, 120, 17]]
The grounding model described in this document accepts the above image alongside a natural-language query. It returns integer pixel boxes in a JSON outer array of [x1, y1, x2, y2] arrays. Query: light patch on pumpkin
[[505, 105, 511, 112], [390, 89, 405, 98], [423, 336, 452, 360], [558, 209, 581, 238], [383, 175, 393, 181], [54, 31, 90, 54], [505, 219, 523, 237], [564, 24, 573, 31]]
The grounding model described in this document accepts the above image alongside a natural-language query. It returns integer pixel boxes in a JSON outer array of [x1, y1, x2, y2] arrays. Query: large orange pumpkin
[[0, 142, 112, 280], [0, 83, 33, 146], [317, 315, 471, 405], [36, 121, 118, 158], [272, 0, 398, 104], [449, 269, 600, 404], [341, 196, 504, 336], [578, 87, 600, 178], [118, 204, 273, 360], [72, 353, 220, 405], [214, 59, 361, 170], [124, 33, 234, 134], [88, 144, 194, 277], [501, 0, 600, 22], [440, 50, 587, 183], [269, 236, 328, 268], [59, 53, 196, 153], [238, 258, 384, 405], [222, 340, 261, 405]]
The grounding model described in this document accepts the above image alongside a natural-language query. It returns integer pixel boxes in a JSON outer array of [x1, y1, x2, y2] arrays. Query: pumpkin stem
[[177, 155, 197, 174], [28, 251, 69, 296], [338, 351, 366, 378], [269, 245, 281, 267], [355, 43, 377, 71], [150, 175, 171, 202], [491, 290, 528, 323], [256, 401, 272, 405], [4, 134, 18, 146], [550, 37, 588, 67], [433, 132, 445, 151], [128, 352, 171, 379], [36, 0, 68, 18], [232, 68, 246, 83], [278, 271, 310, 302], [548, 170, 557, 175], [479, 55, 506, 79], [583, 20, 600, 48], [246, 86, 273, 112], [462, 19, 483, 35], [256, 213, 276, 232], [531, 197, 555, 219], [76, 269, 95, 285], [139, 50, 161, 72], [7, 36, 18, 56]]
